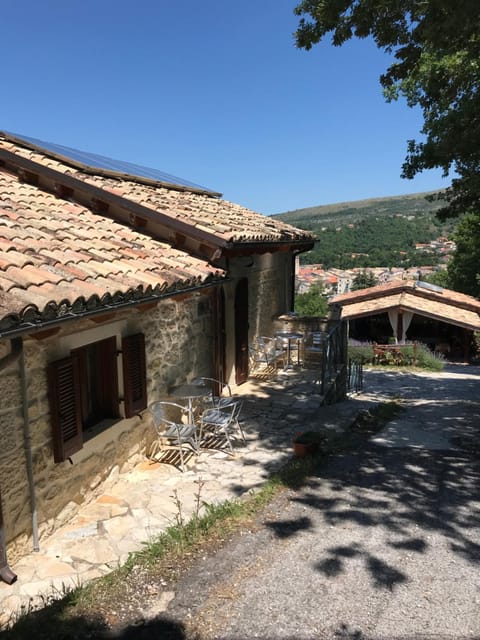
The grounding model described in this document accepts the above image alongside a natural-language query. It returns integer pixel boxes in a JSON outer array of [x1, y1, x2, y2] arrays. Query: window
[[48, 333, 147, 463], [74, 336, 119, 430]]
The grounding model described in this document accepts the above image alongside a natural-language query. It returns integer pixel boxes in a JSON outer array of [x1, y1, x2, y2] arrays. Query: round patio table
[[169, 383, 211, 424], [275, 331, 304, 369]]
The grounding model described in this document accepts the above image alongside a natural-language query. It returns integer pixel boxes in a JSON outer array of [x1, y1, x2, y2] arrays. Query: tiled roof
[[0, 168, 224, 336], [0, 133, 315, 336], [0, 135, 315, 246], [331, 279, 480, 330]]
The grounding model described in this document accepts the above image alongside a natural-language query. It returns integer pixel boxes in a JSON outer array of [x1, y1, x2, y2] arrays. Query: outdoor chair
[[303, 331, 324, 368], [249, 336, 285, 371], [192, 376, 233, 408], [200, 400, 245, 453], [148, 401, 200, 471]]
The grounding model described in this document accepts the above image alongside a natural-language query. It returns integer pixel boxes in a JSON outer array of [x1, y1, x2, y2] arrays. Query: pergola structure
[[331, 280, 480, 362]]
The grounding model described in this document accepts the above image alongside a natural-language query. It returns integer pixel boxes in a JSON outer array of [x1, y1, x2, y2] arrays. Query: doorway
[[234, 278, 249, 384]]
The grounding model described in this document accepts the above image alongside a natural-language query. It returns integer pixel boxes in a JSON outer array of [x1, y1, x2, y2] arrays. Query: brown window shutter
[[100, 336, 120, 417], [47, 355, 83, 462], [122, 333, 147, 417]]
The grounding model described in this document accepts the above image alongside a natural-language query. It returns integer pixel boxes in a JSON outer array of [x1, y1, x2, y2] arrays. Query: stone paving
[[0, 368, 370, 625]]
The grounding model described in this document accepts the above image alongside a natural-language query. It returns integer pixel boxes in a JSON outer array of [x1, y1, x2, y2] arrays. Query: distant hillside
[[271, 191, 457, 270], [272, 191, 444, 226]]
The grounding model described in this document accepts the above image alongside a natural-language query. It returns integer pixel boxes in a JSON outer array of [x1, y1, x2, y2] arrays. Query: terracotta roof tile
[[332, 279, 480, 330], [0, 164, 225, 333], [0, 138, 314, 246]]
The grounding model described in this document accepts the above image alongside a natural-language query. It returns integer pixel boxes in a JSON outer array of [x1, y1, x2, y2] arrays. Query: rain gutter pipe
[[18, 337, 39, 554], [0, 339, 23, 584]]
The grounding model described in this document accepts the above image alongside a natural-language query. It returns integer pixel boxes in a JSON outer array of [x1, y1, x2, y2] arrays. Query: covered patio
[[331, 280, 480, 362]]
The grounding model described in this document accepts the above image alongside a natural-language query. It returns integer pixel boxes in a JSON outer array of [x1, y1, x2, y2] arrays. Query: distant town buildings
[[297, 264, 448, 297], [296, 235, 455, 297]]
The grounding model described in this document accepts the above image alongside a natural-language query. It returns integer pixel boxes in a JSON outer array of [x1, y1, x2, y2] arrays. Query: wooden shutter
[[47, 355, 83, 462], [122, 333, 147, 417]]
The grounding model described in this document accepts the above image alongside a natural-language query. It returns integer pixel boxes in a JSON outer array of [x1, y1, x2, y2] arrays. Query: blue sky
[[3, 1, 451, 215]]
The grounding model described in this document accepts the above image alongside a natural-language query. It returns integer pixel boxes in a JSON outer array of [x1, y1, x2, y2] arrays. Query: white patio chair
[[200, 400, 245, 453], [249, 336, 285, 371], [148, 401, 200, 471]]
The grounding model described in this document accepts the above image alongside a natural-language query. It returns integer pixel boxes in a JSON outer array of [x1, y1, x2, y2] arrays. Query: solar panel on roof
[[415, 280, 444, 294], [3, 131, 220, 196]]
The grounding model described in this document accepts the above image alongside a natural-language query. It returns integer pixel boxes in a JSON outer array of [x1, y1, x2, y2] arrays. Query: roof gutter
[[0, 279, 225, 341]]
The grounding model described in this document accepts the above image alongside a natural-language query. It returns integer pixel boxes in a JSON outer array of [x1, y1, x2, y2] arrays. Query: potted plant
[[292, 431, 326, 457]]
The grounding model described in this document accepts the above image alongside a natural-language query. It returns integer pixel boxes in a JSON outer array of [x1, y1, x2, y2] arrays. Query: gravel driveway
[[130, 364, 480, 640]]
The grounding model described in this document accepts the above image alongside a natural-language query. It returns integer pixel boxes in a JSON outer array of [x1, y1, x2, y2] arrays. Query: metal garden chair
[[148, 400, 200, 471], [200, 400, 245, 453], [192, 376, 233, 408]]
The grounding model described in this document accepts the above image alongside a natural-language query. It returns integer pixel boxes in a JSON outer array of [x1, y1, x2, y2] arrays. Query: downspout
[[0, 339, 22, 584], [18, 338, 39, 553]]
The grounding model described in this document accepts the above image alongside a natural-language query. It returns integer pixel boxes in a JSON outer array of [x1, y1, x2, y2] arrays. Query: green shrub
[[348, 343, 374, 363], [348, 341, 445, 370], [412, 342, 445, 371]]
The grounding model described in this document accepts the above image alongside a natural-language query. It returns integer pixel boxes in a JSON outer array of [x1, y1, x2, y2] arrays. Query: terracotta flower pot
[[293, 441, 316, 457]]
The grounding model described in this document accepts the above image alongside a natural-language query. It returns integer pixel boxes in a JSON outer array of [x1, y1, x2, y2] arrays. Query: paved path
[[177, 364, 480, 640]]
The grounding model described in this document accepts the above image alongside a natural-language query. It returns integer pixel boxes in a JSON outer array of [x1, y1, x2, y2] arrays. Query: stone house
[[0, 132, 314, 566]]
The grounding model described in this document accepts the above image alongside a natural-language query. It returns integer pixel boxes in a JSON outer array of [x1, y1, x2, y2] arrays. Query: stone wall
[[0, 289, 215, 560], [226, 252, 292, 341]]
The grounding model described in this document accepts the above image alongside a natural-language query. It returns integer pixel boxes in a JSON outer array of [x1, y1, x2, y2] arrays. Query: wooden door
[[212, 287, 226, 391], [235, 278, 249, 384]]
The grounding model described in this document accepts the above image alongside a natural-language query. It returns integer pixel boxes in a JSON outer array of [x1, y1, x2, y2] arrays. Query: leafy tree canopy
[[421, 269, 450, 289], [447, 213, 480, 297], [295, 282, 329, 316], [351, 269, 379, 291], [294, 0, 480, 220]]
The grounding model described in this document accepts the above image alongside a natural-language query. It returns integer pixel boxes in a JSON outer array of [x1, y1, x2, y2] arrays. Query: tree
[[351, 269, 378, 291], [294, 0, 480, 220], [421, 269, 450, 289], [295, 282, 329, 316], [446, 214, 480, 297]]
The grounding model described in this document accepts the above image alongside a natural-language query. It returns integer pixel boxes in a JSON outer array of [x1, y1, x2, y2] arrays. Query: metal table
[[275, 331, 303, 369], [169, 383, 210, 424]]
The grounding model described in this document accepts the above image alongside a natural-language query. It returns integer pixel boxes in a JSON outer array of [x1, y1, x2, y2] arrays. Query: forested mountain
[[272, 192, 458, 269]]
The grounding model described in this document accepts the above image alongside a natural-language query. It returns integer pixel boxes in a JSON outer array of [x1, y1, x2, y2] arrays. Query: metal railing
[[347, 359, 364, 393], [318, 320, 348, 402]]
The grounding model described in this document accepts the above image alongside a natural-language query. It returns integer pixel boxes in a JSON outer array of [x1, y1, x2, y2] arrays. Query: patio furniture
[[275, 331, 303, 369], [148, 401, 200, 471], [200, 400, 245, 453], [192, 376, 233, 408], [303, 331, 325, 368], [169, 383, 212, 423], [249, 336, 285, 371]]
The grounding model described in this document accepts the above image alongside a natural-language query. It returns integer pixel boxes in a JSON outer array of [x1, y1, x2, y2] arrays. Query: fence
[[348, 359, 364, 393]]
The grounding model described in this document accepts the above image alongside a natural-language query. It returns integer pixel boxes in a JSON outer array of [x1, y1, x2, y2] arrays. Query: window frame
[[48, 332, 147, 463]]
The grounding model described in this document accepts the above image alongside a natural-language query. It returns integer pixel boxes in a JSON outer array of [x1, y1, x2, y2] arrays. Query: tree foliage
[[295, 282, 329, 316], [299, 212, 451, 269], [421, 269, 450, 289], [447, 214, 480, 297], [351, 269, 378, 291], [294, 0, 480, 220]]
